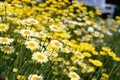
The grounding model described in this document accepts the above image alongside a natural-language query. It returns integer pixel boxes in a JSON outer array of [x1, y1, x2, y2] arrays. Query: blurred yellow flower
[[89, 59, 103, 67], [17, 75, 26, 80]]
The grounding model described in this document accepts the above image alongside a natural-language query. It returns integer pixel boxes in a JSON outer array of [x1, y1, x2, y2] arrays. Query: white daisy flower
[[0, 37, 14, 44], [20, 29, 34, 37], [28, 74, 43, 80], [21, 18, 39, 25], [0, 24, 9, 32], [25, 40, 40, 50], [35, 32, 47, 38], [88, 27, 94, 32], [0, 45, 15, 54], [68, 72, 80, 80], [49, 24, 61, 32], [50, 40, 63, 49], [32, 52, 48, 63]]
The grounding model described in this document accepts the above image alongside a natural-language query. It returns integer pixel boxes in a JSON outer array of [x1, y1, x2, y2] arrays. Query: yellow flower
[[102, 73, 109, 78], [13, 68, 18, 72], [17, 75, 26, 80], [113, 57, 120, 61], [108, 51, 116, 58], [89, 59, 103, 67], [102, 47, 111, 52], [91, 77, 97, 80], [100, 51, 107, 56], [92, 51, 99, 55], [83, 52, 91, 57]]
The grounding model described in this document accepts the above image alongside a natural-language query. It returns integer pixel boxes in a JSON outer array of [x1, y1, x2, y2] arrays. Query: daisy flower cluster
[[0, 0, 120, 80]]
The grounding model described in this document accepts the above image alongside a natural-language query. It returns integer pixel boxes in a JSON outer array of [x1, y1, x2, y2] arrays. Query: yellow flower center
[[30, 20, 36, 23], [0, 25, 6, 30], [71, 74, 77, 79], [28, 43, 35, 47], [53, 26, 58, 30], [54, 42, 60, 46], [32, 77, 39, 80], [37, 55, 44, 60], [38, 33, 44, 37], [3, 46, 11, 51], [1, 38, 8, 42], [24, 31, 30, 35]]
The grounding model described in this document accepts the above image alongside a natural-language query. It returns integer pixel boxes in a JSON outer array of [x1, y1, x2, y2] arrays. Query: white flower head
[[32, 52, 48, 63], [68, 72, 80, 80], [49, 24, 61, 32], [20, 29, 34, 37], [28, 74, 43, 80], [0, 24, 9, 32], [0, 37, 14, 44], [25, 40, 40, 50], [50, 40, 63, 49], [88, 27, 94, 32], [0, 45, 15, 54], [35, 32, 47, 38]]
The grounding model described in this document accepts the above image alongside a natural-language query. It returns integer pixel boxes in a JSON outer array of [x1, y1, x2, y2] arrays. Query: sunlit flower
[[0, 24, 9, 32], [89, 59, 103, 67], [20, 29, 34, 37], [49, 24, 61, 32], [68, 72, 80, 80], [50, 40, 63, 48], [25, 40, 40, 50], [17, 75, 26, 80], [0, 37, 14, 44], [32, 52, 48, 63], [21, 18, 39, 25], [35, 32, 47, 38], [88, 27, 94, 32], [28, 74, 43, 80], [0, 45, 15, 54]]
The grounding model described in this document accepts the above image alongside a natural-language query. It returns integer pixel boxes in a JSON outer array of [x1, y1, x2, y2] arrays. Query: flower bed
[[0, 0, 120, 80]]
